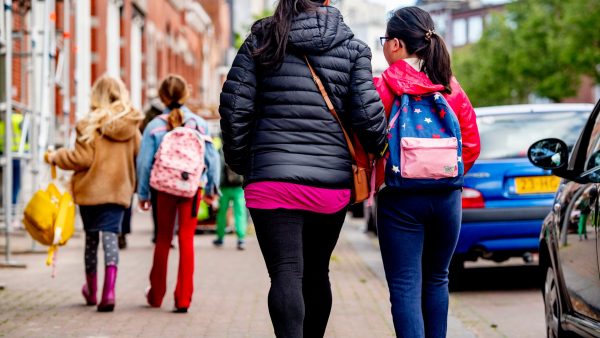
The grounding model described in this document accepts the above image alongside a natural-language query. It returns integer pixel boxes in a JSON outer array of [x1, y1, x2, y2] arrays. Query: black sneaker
[[173, 307, 188, 313], [237, 240, 246, 251], [213, 238, 224, 247]]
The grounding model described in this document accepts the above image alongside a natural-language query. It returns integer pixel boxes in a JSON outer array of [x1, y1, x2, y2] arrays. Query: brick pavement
[[0, 210, 397, 338]]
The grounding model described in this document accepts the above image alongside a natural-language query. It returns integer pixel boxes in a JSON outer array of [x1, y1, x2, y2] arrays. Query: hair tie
[[167, 102, 183, 110], [425, 29, 436, 41]]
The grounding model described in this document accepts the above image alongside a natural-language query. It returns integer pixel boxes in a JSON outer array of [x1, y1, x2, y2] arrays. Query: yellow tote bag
[[54, 192, 75, 246], [23, 165, 76, 268], [23, 183, 60, 246]]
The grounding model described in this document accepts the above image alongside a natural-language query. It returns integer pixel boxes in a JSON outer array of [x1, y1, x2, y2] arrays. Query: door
[[556, 112, 600, 322]]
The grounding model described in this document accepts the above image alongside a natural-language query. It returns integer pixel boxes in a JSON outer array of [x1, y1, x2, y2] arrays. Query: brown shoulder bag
[[303, 55, 370, 204]]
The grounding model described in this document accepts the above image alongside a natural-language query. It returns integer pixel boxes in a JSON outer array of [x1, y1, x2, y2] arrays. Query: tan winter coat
[[54, 109, 142, 208]]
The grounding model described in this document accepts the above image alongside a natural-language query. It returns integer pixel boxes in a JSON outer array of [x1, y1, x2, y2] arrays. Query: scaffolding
[[1, 0, 70, 267]]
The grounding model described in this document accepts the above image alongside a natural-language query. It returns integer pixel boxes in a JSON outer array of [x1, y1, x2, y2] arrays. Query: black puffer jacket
[[219, 6, 387, 189]]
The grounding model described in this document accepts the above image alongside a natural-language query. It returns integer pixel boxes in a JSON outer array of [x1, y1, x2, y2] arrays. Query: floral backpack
[[150, 117, 206, 198]]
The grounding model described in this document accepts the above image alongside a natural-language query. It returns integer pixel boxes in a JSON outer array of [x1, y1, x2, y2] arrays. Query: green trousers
[[216, 186, 248, 240]]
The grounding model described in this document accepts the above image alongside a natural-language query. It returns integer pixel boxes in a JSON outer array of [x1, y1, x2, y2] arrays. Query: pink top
[[244, 182, 351, 214]]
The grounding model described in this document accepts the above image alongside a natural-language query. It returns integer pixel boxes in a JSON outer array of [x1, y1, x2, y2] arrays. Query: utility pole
[[1, 0, 24, 268], [62, 0, 71, 143], [2, 0, 14, 266]]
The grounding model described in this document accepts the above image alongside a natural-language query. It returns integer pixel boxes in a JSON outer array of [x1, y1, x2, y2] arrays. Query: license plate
[[514, 176, 561, 194]]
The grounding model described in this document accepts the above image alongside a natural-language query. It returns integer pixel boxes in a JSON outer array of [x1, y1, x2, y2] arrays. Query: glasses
[[379, 36, 394, 47]]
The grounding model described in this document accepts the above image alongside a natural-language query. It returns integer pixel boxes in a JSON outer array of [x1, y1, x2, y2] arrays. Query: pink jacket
[[373, 59, 481, 190]]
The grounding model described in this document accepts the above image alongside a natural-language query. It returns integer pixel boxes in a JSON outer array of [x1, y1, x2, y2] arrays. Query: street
[[449, 261, 545, 337], [344, 218, 546, 338], [0, 210, 548, 338]]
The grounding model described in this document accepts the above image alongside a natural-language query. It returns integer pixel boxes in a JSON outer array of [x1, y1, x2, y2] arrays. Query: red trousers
[[148, 190, 200, 309]]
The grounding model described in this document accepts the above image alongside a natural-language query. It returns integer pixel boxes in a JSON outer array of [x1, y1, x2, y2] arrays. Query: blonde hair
[[158, 74, 190, 130], [80, 76, 135, 143]]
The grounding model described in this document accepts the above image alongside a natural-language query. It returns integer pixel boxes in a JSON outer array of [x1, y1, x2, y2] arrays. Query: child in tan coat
[[46, 76, 142, 312]]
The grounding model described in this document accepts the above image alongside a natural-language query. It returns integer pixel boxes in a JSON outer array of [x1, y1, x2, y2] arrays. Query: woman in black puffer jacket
[[219, 1, 386, 337]]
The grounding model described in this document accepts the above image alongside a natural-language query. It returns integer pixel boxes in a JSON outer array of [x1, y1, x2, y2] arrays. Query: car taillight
[[462, 188, 485, 209]]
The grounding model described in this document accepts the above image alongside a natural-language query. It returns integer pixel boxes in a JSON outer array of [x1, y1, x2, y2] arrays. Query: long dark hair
[[387, 7, 453, 93], [253, 0, 325, 68]]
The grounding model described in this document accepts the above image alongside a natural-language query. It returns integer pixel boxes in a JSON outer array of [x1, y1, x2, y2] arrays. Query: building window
[[430, 13, 447, 38], [375, 37, 382, 51], [468, 16, 483, 43], [453, 19, 467, 47]]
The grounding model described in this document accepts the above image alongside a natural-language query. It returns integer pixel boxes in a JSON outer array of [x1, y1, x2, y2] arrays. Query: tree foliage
[[234, 9, 274, 49], [453, 0, 600, 106]]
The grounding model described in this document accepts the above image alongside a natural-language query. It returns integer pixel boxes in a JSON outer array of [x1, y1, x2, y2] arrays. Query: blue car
[[452, 103, 593, 275]]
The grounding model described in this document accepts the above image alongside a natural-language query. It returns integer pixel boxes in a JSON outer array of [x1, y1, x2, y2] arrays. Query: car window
[[477, 111, 589, 160], [585, 114, 600, 170]]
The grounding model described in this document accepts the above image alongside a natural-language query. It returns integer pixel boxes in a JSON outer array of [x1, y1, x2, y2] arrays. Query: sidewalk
[[0, 210, 396, 338], [0, 210, 476, 338], [343, 219, 477, 338]]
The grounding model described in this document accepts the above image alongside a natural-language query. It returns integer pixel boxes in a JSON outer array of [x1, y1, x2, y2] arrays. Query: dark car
[[528, 99, 600, 337]]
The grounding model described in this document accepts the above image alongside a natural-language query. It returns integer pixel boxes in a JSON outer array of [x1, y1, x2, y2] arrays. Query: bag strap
[[51, 164, 57, 180], [388, 98, 402, 130], [303, 55, 357, 163]]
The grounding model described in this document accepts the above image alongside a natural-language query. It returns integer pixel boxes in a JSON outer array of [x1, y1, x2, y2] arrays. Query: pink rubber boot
[[97, 265, 117, 312], [82, 272, 97, 306]]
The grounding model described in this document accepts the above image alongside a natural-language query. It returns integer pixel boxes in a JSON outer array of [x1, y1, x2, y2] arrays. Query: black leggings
[[249, 208, 347, 338]]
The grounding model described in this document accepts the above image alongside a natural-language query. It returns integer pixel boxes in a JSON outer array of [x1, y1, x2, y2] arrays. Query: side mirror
[[528, 138, 569, 170]]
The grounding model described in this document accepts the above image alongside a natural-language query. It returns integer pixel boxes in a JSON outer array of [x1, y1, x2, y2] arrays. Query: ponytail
[[167, 107, 185, 130], [423, 34, 452, 93], [158, 75, 190, 130], [253, 0, 324, 68], [387, 7, 453, 93]]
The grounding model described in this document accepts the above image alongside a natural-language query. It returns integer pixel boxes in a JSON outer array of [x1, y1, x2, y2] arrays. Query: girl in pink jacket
[[375, 7, 480, 338]]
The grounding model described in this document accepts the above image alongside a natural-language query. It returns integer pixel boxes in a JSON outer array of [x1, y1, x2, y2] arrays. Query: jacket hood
[[98, 108, 143, 142], [288, 6, 354, 53], [381, 59, 445, 96]]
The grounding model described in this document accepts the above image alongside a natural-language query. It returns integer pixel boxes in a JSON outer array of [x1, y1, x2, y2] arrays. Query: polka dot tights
[[85, 231, 119, 274]]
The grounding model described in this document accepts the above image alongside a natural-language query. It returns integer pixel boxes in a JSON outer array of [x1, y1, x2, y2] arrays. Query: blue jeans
[[377, 187, 461, 338], [12, 159, 20, 205], [0, 159, 21, 205]]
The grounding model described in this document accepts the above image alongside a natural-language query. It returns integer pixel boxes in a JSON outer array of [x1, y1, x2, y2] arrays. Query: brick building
[[7, 0, 230, 127]]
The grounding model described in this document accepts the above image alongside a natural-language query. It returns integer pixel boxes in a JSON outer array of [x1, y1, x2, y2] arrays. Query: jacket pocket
[[401, 137, 458, 179]]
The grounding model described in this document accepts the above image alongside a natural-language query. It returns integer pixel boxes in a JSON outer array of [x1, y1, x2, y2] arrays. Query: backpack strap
[[388, 98, 402, 130]]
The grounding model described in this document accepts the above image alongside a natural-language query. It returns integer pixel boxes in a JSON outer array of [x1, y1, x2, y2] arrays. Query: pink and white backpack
[[150, 119, 206, 198]]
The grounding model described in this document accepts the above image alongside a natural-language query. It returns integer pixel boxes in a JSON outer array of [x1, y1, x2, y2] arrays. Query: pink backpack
[[150, 120, 206, 198]]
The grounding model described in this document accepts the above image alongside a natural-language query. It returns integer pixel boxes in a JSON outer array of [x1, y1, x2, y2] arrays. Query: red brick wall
[[11, 1, 28, 104], [9, 0, 229, 123], [146, 1, 205, 104]]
